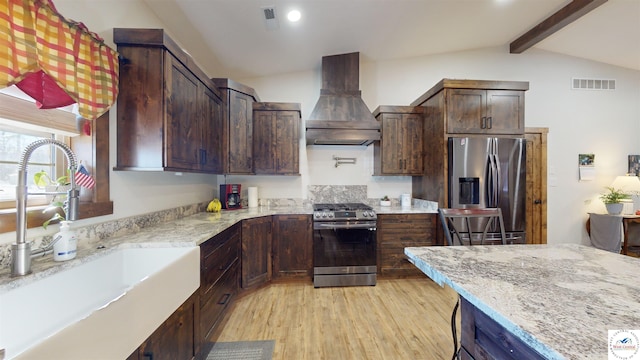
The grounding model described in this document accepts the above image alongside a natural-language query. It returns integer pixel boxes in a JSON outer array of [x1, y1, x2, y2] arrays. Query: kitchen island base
[[460, 297, 544, 360]]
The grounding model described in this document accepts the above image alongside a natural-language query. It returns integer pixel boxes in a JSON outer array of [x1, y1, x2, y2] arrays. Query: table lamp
[[610, 175, 640, 214]]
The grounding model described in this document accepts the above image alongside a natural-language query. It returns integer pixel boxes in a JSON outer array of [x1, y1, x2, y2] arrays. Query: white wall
[[237, 47, 640, 245]]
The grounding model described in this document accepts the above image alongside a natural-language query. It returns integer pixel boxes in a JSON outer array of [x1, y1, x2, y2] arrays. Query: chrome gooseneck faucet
[[11, 139, 80, 276]]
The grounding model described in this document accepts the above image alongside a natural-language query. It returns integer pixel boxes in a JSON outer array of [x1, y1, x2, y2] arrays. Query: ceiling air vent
[[572, 78, 616, 90], [261, 6, 279, 31]]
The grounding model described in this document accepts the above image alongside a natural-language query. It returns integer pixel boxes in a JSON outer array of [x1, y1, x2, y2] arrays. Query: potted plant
[[599, 186, 630, 215], [33, 170, 69, 228], [380, 195, 391, 207]]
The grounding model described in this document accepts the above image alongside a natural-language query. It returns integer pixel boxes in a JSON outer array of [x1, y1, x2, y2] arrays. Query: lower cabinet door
[[241, 216, 272, 288], [132, 293, 198, 360]]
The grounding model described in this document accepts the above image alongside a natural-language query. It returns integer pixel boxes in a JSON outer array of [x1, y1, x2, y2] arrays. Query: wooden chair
[[438, 208, 507, 246]]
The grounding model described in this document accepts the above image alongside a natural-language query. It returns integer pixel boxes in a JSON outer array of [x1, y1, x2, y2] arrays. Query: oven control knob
[[362, 212, 369, 217], [328, 212, 334, 218]]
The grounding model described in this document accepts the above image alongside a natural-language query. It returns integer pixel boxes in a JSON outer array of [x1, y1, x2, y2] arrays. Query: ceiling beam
[[510, 0, 608, 54]]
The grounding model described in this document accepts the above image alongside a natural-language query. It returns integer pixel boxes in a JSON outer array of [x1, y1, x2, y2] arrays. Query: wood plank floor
[[217, 277, 460, 360]]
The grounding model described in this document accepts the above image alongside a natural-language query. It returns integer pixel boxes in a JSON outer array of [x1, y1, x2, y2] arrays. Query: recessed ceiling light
[[287, 9, 301, 22]]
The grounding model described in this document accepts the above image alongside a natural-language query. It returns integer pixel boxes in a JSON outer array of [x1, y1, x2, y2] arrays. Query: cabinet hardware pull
[[487, 117, 492, 129], [481, 117, 487, 129], [199, 149, 207, 165], [142, 352, 154, 360], [534, 199, 542, 204], [218, 293, 231, 305]]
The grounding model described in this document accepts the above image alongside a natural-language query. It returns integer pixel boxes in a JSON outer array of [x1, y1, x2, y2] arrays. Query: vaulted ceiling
[[147, 0, 639, 79]]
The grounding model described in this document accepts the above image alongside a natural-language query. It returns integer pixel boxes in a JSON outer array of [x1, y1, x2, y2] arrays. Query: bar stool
[[438, 208, 507, 246]]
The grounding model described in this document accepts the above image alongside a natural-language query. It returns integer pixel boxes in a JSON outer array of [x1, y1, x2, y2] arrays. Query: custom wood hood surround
[[305, 52, 380, 146]]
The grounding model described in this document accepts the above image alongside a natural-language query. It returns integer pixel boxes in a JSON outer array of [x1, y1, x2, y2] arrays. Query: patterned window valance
[[0, 0, 119, 120]]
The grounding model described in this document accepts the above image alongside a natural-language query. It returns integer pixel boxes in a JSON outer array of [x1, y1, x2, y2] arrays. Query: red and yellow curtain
[[0, 0, 118, 120]]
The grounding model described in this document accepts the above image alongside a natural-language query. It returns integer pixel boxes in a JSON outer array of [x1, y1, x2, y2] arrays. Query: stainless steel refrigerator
[[448, 137, 526, 243]]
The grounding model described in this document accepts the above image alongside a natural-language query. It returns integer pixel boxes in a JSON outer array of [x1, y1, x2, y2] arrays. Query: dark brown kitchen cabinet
[[411, 79, 527, 136], [241, 216, 272, 288], [253, 102, 301, 175], [199, 223, 240, 350], [373, 106, 424, 175], [200, 86, 224, 173], [128, 292, 199, 360], [446, 89, 524, 134], [211, 78, 260, 174], [411, 79, 528, 205], [377, 213, 438, 277], [273, 214, 312, 279], [114, 28, 223, 173]]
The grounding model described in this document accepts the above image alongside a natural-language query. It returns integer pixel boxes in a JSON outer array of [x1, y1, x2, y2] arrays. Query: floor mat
[[207, 340, 275, 360]]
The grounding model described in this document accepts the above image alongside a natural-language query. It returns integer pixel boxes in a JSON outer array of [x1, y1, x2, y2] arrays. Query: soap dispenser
[[53, 221, 77, 261]]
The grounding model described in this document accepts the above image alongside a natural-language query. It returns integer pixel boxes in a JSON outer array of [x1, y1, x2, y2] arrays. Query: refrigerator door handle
[[486, 139, 500, 208], [493, 153, 501, 206], [487, 154, 499, 207]]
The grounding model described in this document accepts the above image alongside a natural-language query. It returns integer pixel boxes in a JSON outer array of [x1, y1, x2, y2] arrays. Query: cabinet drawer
[[379, 238, 435, 247], [378, 213, 433, 225], [200, 224, 240, 258], [200, 260, 238, 340], [201, 233, 239, 295]]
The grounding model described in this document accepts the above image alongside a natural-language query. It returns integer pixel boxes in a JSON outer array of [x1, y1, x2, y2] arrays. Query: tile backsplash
[[308, 185, 367, 204]]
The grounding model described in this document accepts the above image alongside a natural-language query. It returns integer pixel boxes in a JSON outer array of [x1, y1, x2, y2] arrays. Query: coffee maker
[[220, 184, 242, 210]]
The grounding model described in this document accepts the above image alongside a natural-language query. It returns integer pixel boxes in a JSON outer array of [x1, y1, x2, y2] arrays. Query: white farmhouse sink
[[0, 246, 200, 360]]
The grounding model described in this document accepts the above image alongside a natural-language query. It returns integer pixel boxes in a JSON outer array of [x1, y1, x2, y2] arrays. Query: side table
[[621, 215, 640, 256]]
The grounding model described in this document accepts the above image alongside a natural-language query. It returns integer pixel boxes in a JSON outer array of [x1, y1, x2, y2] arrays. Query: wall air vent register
[[572, 78, 616, 90]]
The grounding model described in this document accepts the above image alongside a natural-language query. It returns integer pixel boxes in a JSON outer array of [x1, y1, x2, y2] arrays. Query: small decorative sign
[[579, 153, 595, 181]]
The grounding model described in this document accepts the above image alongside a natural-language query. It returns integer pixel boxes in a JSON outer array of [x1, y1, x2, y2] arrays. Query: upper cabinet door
[[200, 84, 224, 173], [485, 90, 524, 134], [446, 88, 524, 135], [373, 106, 424, 176], [379, 113, 404, 174], [165, 56, 200, 171], [253, 102, 301, 175], [275, 110, 300, 175], [228, 91, 254, 174], [446, 89, 487, 134], [253, 110, 276, 174], [401, 113, 424, 174]]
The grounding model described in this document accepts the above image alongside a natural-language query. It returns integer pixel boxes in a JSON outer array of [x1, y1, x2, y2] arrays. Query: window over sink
[[0, 90, 113, 234]]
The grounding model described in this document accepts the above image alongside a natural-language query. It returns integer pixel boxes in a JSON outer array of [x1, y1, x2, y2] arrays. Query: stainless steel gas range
[[312, 202, 377, 287]]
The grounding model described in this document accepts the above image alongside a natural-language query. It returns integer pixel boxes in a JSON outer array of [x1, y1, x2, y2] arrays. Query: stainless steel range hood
[[306, 52, 380, 146]]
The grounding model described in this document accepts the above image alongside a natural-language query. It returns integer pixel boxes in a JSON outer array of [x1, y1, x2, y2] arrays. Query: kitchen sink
[[0, 246, 200, 360]]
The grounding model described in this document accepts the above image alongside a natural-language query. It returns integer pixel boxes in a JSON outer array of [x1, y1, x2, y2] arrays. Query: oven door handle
[[314, 222, 377, 230]]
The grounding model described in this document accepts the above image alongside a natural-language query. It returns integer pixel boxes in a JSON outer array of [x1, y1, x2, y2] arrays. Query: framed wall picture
[[579, 153, 595, 181], [629, 155, 640, 176]]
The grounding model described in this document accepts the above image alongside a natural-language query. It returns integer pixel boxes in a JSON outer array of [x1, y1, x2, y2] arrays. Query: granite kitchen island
[[405, 244, 640, 360]]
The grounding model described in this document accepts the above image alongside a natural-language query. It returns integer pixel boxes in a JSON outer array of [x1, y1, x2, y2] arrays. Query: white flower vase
[[606, 203, 624, 215]]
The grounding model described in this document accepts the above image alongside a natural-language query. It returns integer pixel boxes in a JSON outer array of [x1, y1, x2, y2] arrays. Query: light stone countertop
[[405, 244, 640, 360], [0, 204, 434, 291]]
